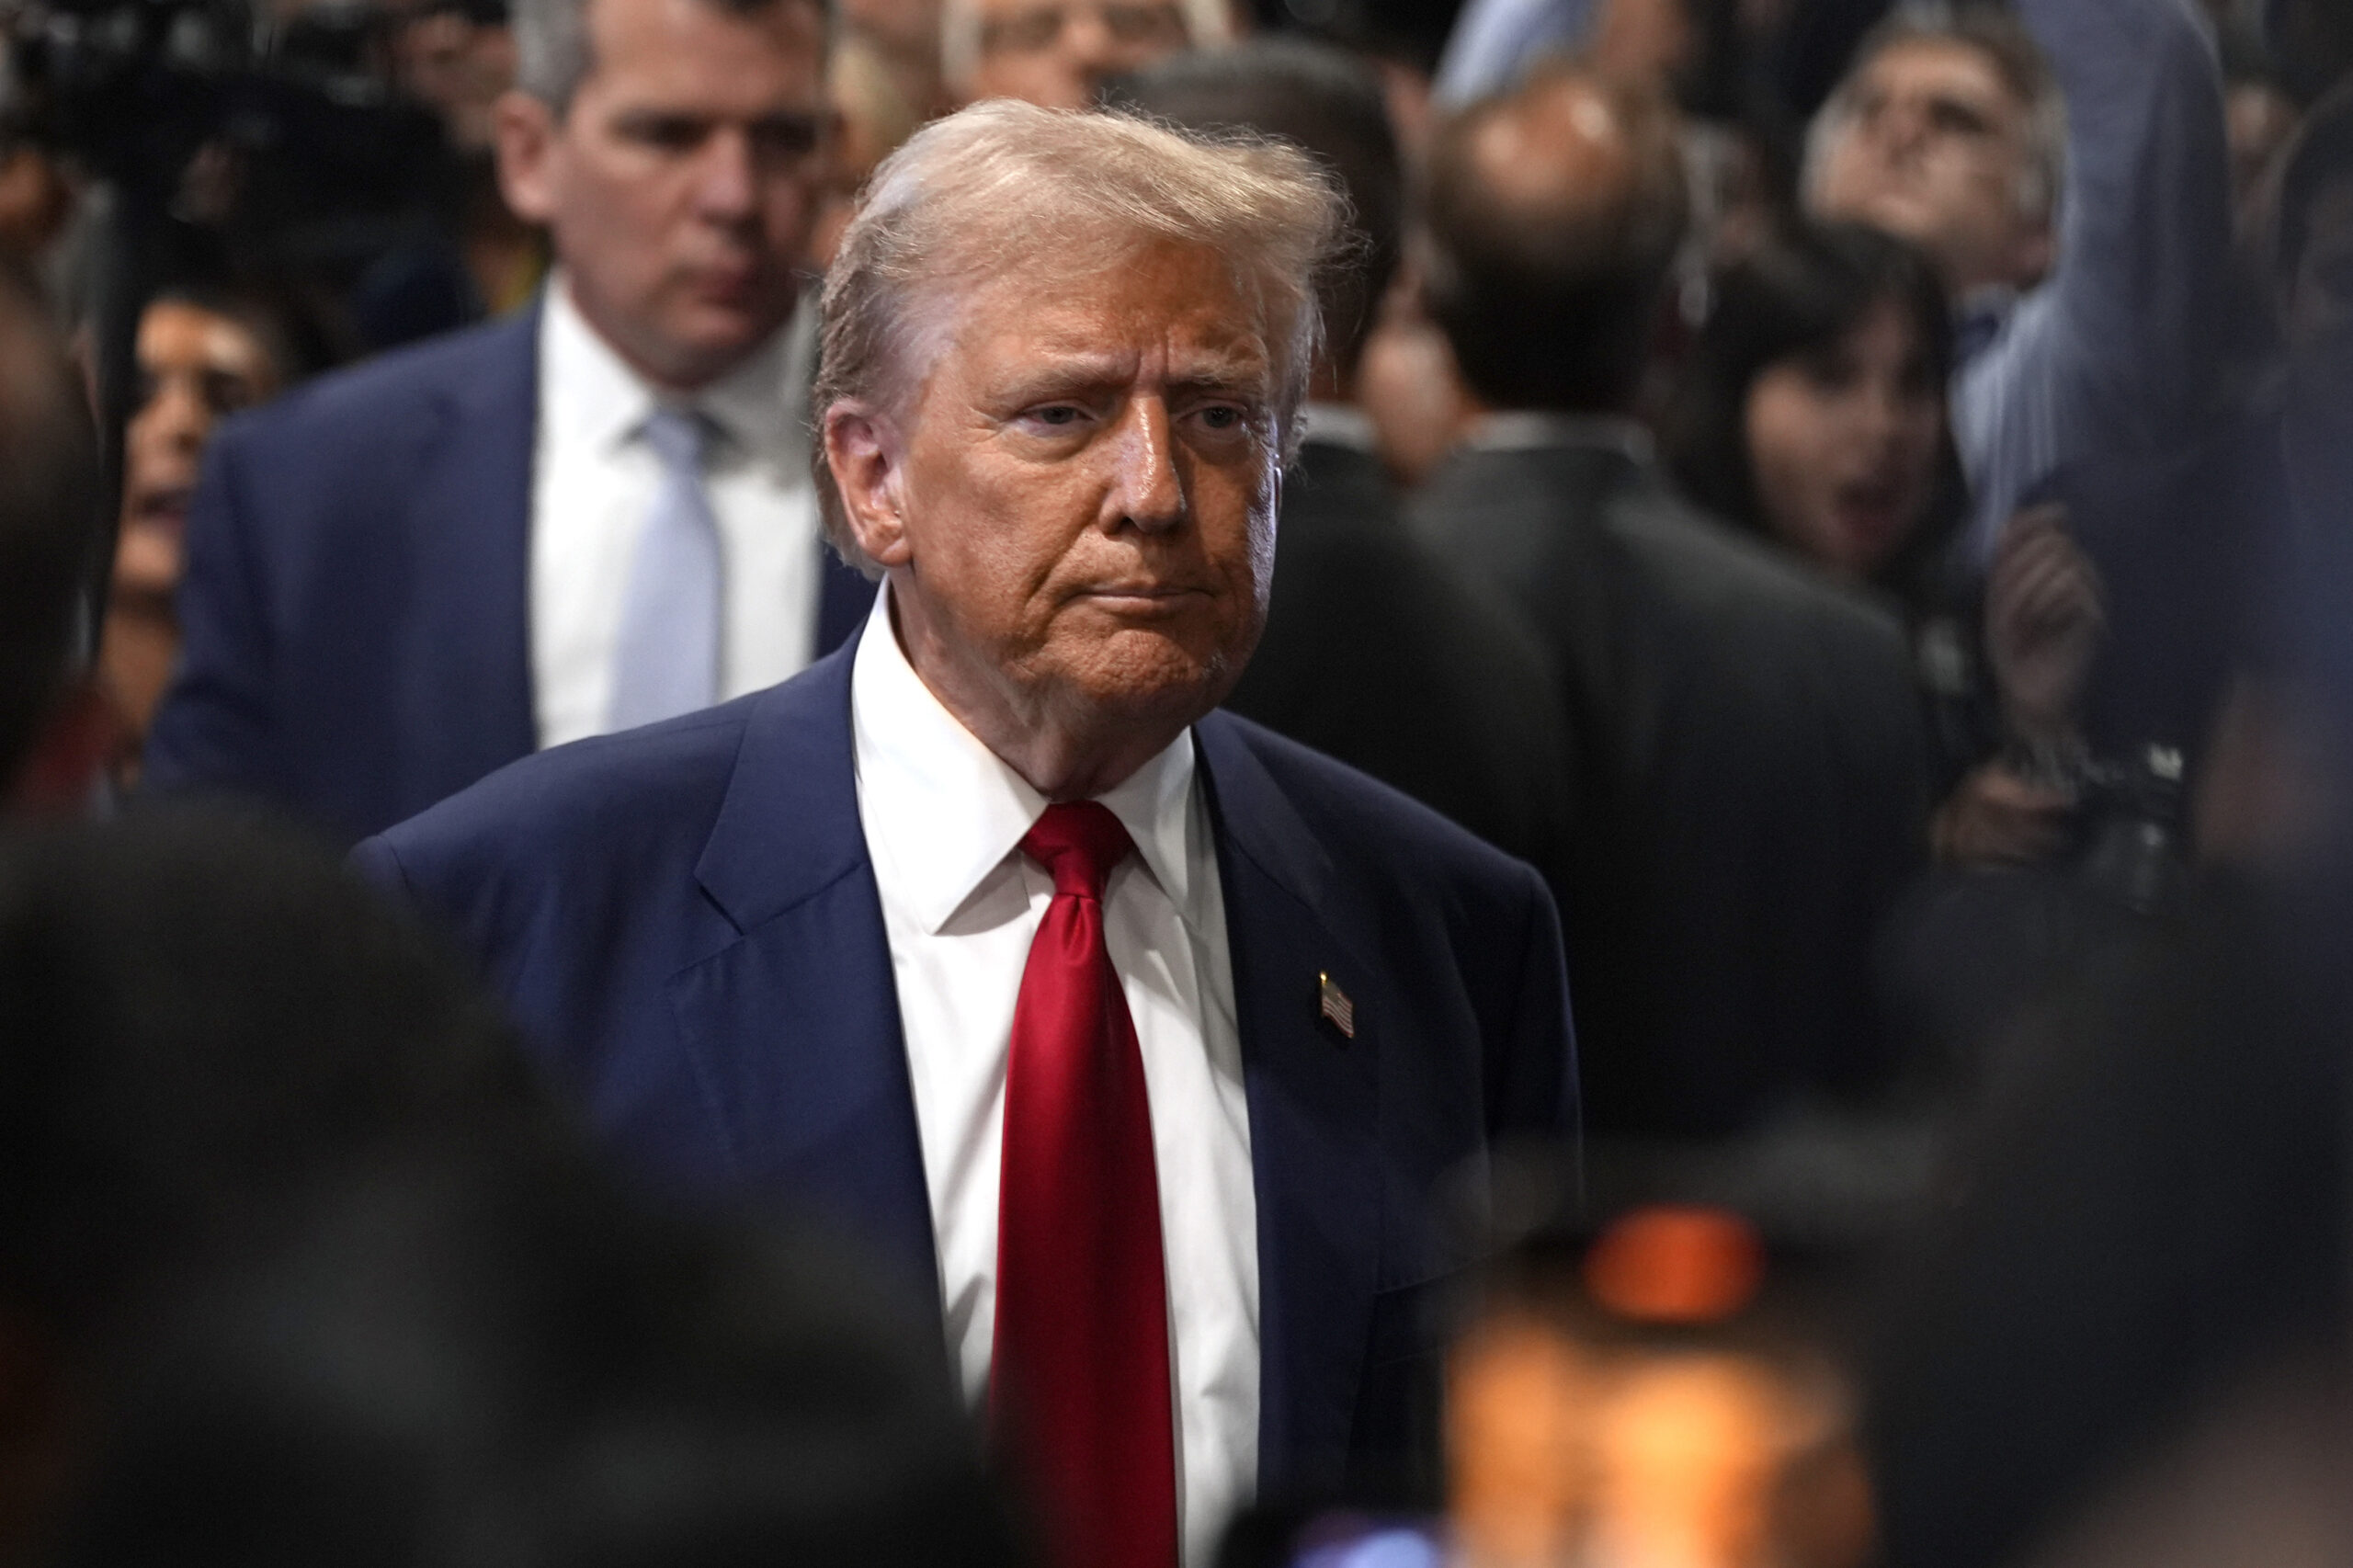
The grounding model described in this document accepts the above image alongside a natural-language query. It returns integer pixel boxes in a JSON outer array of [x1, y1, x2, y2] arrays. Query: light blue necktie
[[607, 406, 723, 732]]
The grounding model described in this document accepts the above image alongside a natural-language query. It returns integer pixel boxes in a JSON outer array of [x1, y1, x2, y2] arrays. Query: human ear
[[824, 402, 913, 568], [494, 91, 562, 227], [2011, 218, 2056, 291]]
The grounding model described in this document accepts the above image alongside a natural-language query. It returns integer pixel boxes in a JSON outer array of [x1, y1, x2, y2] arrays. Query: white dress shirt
[[529, 278, 826, 748], [849, 586, 1259, 1567]]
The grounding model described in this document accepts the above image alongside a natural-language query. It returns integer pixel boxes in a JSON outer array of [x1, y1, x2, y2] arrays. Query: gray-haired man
[[1806, 0, 2234, 563], [146, 0, 873, 843]]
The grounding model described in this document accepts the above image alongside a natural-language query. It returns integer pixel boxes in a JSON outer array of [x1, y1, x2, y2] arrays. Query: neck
[[886, 584, 1194, 801]]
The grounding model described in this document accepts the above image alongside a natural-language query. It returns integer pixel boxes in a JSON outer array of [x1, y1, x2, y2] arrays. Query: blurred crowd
[[2, 0, 2351, 1560]]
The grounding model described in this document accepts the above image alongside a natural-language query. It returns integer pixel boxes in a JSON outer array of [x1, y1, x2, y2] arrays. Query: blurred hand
[[1933, 761, 2074, 867], [1986, 504, 2106, 742]]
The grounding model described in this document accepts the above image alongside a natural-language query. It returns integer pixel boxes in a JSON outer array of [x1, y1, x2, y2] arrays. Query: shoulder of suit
[[1608, 480, 1912, 649], [377, 689, 757, 877], [217, 311, 536, 454], [1203, 709, 1544, 890]]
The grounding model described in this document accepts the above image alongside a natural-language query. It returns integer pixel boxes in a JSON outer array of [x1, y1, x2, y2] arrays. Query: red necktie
[[993, 801, 1176, 1568]]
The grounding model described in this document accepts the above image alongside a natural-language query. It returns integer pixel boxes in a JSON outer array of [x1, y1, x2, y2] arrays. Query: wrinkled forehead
[[1852, 36, 2029, 125], [893, 231, 1289, 406]]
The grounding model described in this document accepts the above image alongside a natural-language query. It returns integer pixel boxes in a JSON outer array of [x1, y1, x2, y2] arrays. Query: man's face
[[388, 0, 517, 153], [1810, 40, 2051, 297], [495, 0, 830, 389], [964, 0, 1189, 109], [836, 239, 1279, 767]]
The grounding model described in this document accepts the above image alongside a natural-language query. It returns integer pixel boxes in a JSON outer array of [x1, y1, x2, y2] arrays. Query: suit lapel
[[672, 631, 941, 1314], [398, 305, 540, 791], [1195, 713, 1384, 1493]]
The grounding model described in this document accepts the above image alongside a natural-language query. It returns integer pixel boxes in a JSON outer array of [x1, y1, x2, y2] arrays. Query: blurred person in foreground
[[1408, 62, 1926, 1140], [101, 289, 297, 778], [144, 0, 871, 846], [358, 101, 1580, 1568], [1107, 40, 1572, 870], [1663, 221, 2107, 870], [939, 0, 1217, 108], [0, 810, 544, 1559], [0, 272, 107, 814], [61, 1142, 1027, 1568], [1866, 815, 2353, 1568]]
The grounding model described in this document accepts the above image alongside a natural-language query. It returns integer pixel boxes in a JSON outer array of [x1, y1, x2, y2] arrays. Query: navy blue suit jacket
[[143, 305, 872, 845], [354, 631, 1579, 1498]]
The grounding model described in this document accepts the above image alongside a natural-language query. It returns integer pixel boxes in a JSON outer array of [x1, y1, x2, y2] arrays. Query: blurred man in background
[[1410, 62, 1927, 1138], [382, 0, 552, 317], [1108, 40, 1573, 872], [145, 0, 871, 844], [1806, 0, 2234, 559], [942, 0, 1216, 108]]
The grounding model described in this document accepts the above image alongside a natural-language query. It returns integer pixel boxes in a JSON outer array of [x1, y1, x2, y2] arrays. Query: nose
[[1108, 396, 1186, 534], [1875, 96, 1931, 163], [150, 376, 213, 454], [1861, 378, 1912, 447], [694, 126, 759, 223]]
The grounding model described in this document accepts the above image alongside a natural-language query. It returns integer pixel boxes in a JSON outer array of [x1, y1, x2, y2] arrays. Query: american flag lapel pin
[[1316, 971, 1356, 1040]]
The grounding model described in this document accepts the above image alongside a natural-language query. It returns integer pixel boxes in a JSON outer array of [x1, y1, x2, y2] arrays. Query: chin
[[672, 303, 791, 369], [1067, 630, 1245, 728], [1821, 176, 1933, 242]]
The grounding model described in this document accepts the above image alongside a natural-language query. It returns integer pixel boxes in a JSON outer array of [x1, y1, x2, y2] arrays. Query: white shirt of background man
[[529, 275, 824, 748], [849, 585, 1261, 1568]]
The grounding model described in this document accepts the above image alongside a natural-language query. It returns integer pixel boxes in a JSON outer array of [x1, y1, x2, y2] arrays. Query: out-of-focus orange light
[[1448, 1312, 1597, 1566], [1582, 1205, 1766, 1325]]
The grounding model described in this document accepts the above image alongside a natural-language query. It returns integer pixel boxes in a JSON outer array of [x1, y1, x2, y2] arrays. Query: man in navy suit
[[143, 0, 870, 844], [358, 102, 1577, 1565]]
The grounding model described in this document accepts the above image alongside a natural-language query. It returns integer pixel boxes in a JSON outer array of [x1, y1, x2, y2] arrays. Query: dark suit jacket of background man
[[142, 305, 872, 845], [1224, 436, 1571, 869], [353, 627, 1580, 1499], [1413, 434, 1927, 1138]]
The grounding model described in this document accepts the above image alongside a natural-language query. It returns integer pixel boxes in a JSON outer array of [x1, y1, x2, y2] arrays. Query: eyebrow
[[996, 343, 1272, 393]]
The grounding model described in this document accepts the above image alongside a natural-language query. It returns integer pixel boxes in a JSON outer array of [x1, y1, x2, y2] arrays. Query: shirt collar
[[1464, 409, 1655, 463], [540, 272, 810, 471], [849, 585, 1201, 937]]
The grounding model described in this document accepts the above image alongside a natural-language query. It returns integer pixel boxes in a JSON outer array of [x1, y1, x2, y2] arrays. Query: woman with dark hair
[[1665, 220, 1961, 603], [1666, 221, 2106, 867], [103, 280, 322, 779]]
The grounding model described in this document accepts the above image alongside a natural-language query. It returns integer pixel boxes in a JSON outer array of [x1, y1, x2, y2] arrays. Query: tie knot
[[642, 405, 711, 472], [1019, 801, 1133, 901]]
